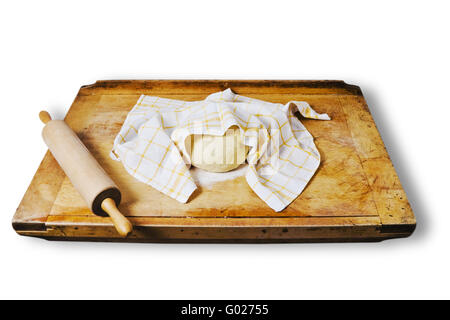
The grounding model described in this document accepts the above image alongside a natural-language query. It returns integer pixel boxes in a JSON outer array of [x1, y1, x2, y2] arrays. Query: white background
[[1, 0, 448, 299]]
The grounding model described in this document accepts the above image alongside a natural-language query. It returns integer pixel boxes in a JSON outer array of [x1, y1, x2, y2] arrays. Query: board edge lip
[[12, 220, 47, 232], [380, 222, 416, 236], [78, 79, 363, 96]]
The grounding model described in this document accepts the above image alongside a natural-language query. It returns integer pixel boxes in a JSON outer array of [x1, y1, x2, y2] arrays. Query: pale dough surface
[[187, 126, 248, 173]]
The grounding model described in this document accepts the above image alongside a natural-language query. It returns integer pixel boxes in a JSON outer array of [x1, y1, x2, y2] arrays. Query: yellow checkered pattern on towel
[[111, 89, 330, 211]]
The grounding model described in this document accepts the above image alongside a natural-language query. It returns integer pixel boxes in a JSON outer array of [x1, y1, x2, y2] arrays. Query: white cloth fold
[[111, 89, 330, 211]]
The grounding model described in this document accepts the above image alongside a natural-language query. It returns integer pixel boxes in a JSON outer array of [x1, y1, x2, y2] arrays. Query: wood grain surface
[[12, 80, 415, 242]]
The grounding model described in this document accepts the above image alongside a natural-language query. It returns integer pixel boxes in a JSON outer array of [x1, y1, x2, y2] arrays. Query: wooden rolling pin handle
[[101, 198, 133, 237], [39, 111, 52, 124]]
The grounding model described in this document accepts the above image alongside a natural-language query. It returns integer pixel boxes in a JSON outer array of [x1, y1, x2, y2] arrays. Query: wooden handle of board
[[39, 110, 133, 237], [101, 198, 133, 237]]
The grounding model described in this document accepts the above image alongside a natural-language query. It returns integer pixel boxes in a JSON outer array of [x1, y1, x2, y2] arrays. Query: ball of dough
[[187, 126, 248, 173]]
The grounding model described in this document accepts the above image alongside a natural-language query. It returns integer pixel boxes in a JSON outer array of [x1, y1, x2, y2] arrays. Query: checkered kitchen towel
[[111, 89, 330, 211]]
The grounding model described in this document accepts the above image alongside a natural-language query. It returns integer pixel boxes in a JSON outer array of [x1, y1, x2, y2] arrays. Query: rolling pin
[[39, 111, 133, 237]]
